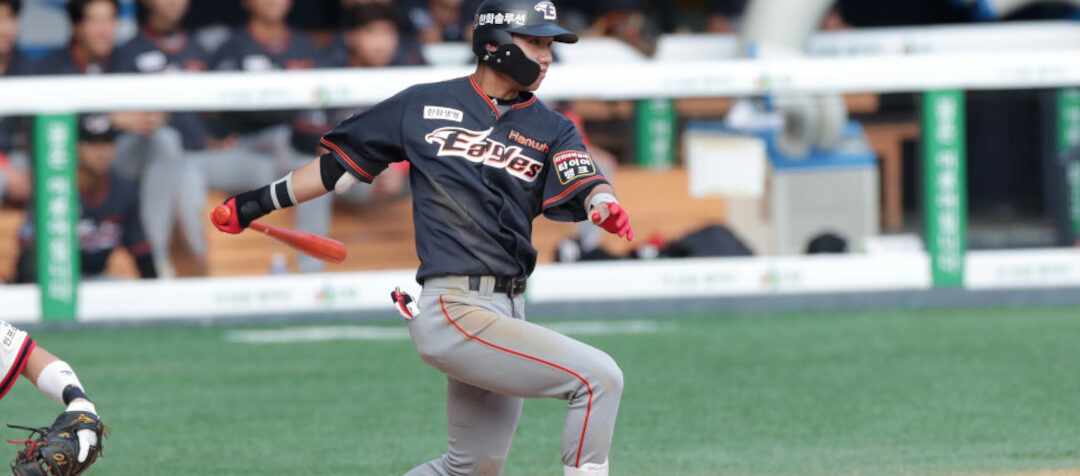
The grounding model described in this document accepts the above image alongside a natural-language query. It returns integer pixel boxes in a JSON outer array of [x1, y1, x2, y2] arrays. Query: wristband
[[587, 192, 618, 212]]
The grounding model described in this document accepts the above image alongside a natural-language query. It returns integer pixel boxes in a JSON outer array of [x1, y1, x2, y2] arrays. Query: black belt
[[468, 275, 527, 297]]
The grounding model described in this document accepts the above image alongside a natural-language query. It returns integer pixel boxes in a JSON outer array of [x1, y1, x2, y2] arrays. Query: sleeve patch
[[553, 151, 596, 185]]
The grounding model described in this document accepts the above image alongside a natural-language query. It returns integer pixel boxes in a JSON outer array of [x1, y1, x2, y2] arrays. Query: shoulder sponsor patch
[[424, 106, 464, 123], [553, 150, 596, 185]]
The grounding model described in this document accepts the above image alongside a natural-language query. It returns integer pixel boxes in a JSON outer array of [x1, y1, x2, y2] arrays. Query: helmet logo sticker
[[534, 2, 557, 21]]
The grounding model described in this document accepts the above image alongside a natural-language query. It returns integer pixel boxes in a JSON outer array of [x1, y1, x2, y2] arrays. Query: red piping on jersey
[[512, 95, 537, 110], [0, 338, 35, 401], [542, 175, 607, 208], [439, 295, 594, 468], [468, 75, 501, 119], [320, 138, 375, 181]]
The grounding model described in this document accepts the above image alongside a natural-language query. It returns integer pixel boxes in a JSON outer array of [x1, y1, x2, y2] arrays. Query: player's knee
[[148, 126, 183, 157], [595, 353, 624, 399]]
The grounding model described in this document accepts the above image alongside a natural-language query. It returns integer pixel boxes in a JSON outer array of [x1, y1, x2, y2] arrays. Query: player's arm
[[213, 88, 410, 234], [211, 154, 348, 234], [17, 343, 103, 464]]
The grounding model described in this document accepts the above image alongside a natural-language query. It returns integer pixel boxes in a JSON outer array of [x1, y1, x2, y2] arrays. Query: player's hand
[[390, 287, 419, 320], [211, 189, 270, 234], [591, 202, 634, 242], [212, 197, 244, 234]]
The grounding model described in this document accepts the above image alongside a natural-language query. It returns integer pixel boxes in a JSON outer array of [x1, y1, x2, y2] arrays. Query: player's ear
[[486, 41, 499, 53]]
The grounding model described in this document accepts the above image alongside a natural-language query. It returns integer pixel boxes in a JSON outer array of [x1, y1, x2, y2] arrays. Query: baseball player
[[12, 115, 158, 283], [0, 320, 105, 476], [110, 0, 212, 276], [184, 0, 333, 273], [0, 0, 29, 210], [212, 1, 630, 474]]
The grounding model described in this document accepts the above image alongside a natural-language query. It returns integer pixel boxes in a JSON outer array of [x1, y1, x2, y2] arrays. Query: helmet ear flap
[[474, 29, 540, 86]]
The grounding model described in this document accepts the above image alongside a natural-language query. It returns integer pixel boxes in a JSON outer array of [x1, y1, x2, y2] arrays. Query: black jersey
[[211, 26, 319, 135], [0, 51, 31, 155], [16, 172, 153, 280], [113, 27, 211, 151], [32, 45, 113, 75], [321, 75, 610, 283]]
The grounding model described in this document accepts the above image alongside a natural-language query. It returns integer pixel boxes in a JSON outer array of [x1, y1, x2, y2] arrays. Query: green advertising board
[[33, 114, 79, 321], [1058, 88, 1080, 238], [635, 98, 676, 170], [923, 90, 967, 288]]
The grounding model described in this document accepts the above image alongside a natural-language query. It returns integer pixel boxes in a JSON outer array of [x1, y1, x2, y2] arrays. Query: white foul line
[[226, 320, 670, 344]]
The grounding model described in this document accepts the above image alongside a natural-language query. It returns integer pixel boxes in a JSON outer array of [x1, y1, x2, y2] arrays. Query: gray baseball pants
[[113, 127, 186, 269], [404, 276, 623, 476]]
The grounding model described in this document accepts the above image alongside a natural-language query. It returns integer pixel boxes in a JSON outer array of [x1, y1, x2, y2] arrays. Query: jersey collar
[[468, 74, 537, 119]]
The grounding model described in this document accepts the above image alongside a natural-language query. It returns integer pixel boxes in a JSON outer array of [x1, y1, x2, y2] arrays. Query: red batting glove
[[591, 202, 634, 242], [211, 197, 244, 234]]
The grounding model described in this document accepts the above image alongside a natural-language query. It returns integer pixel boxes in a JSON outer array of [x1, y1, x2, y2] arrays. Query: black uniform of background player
[[112, 25, 211, 151], [12, 116, 157, 282]]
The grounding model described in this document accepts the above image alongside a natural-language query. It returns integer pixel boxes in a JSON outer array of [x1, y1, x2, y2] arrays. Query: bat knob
[[212, 205, 233, 226]]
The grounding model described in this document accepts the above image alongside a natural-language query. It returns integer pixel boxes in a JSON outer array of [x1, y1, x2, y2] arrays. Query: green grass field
[[3, 305, 1079, 475]]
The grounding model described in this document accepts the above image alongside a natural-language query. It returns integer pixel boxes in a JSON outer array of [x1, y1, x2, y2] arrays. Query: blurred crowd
[[2, 0, 1078, 282], [5, 0, 745, 281]]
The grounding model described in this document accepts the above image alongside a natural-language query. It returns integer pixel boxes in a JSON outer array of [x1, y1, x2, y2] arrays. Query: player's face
[[0, 5, 18, 58], [143, 0, 190, 27], [78, 142, 117, 176], [345, 20, 398, 68], [74, 0, 118, 59], [511, 34, 554, 90], [244, 0, 292, 23]]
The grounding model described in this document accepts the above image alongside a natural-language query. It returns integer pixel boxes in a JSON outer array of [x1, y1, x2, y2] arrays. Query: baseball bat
[[212, 205, 347, 264]]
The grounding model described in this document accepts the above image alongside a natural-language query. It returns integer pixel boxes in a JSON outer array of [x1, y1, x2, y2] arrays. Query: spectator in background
[[110, 0, 211, 277], [582, 0, 655, 54], [325, 0, 426, 68], [182, 0, 332, 273], [706, 0, 748, 33], [402, 0, 481, 44], [34, 0, 119, 75], [295, 3, 415, 205], [0, 0, 30, 209], [12, 115, 157, 283]]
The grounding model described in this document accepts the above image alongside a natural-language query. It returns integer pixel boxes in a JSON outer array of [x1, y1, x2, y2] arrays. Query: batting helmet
[[472, 0, 578, 87]]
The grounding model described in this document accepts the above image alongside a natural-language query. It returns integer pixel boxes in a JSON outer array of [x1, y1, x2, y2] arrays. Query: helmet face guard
[[472, 0, 578, 87]]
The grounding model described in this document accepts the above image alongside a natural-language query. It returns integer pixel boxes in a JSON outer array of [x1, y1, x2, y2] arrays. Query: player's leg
[[404, 377, 524, 476], [114, 127, 186, 276], [409, 277, 623, 475]]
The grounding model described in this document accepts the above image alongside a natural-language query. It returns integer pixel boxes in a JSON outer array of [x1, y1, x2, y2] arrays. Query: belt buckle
[[508, 276, 527, 297]]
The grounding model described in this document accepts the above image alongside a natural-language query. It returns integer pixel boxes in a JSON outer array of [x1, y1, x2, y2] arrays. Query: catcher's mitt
[[8, 410, 105, 476]]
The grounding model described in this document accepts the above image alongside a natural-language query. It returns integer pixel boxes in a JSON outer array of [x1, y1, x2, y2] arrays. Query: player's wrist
[[66, 398, 96, 415], [587, 192, 618, 212], [234, 187, 275, 227]]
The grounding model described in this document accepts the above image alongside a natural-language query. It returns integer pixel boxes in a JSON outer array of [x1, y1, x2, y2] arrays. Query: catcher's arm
[[15, 346, 103, 466]]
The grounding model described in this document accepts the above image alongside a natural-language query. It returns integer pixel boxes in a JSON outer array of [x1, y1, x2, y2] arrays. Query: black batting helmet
[[472, 0, 578, 87]]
